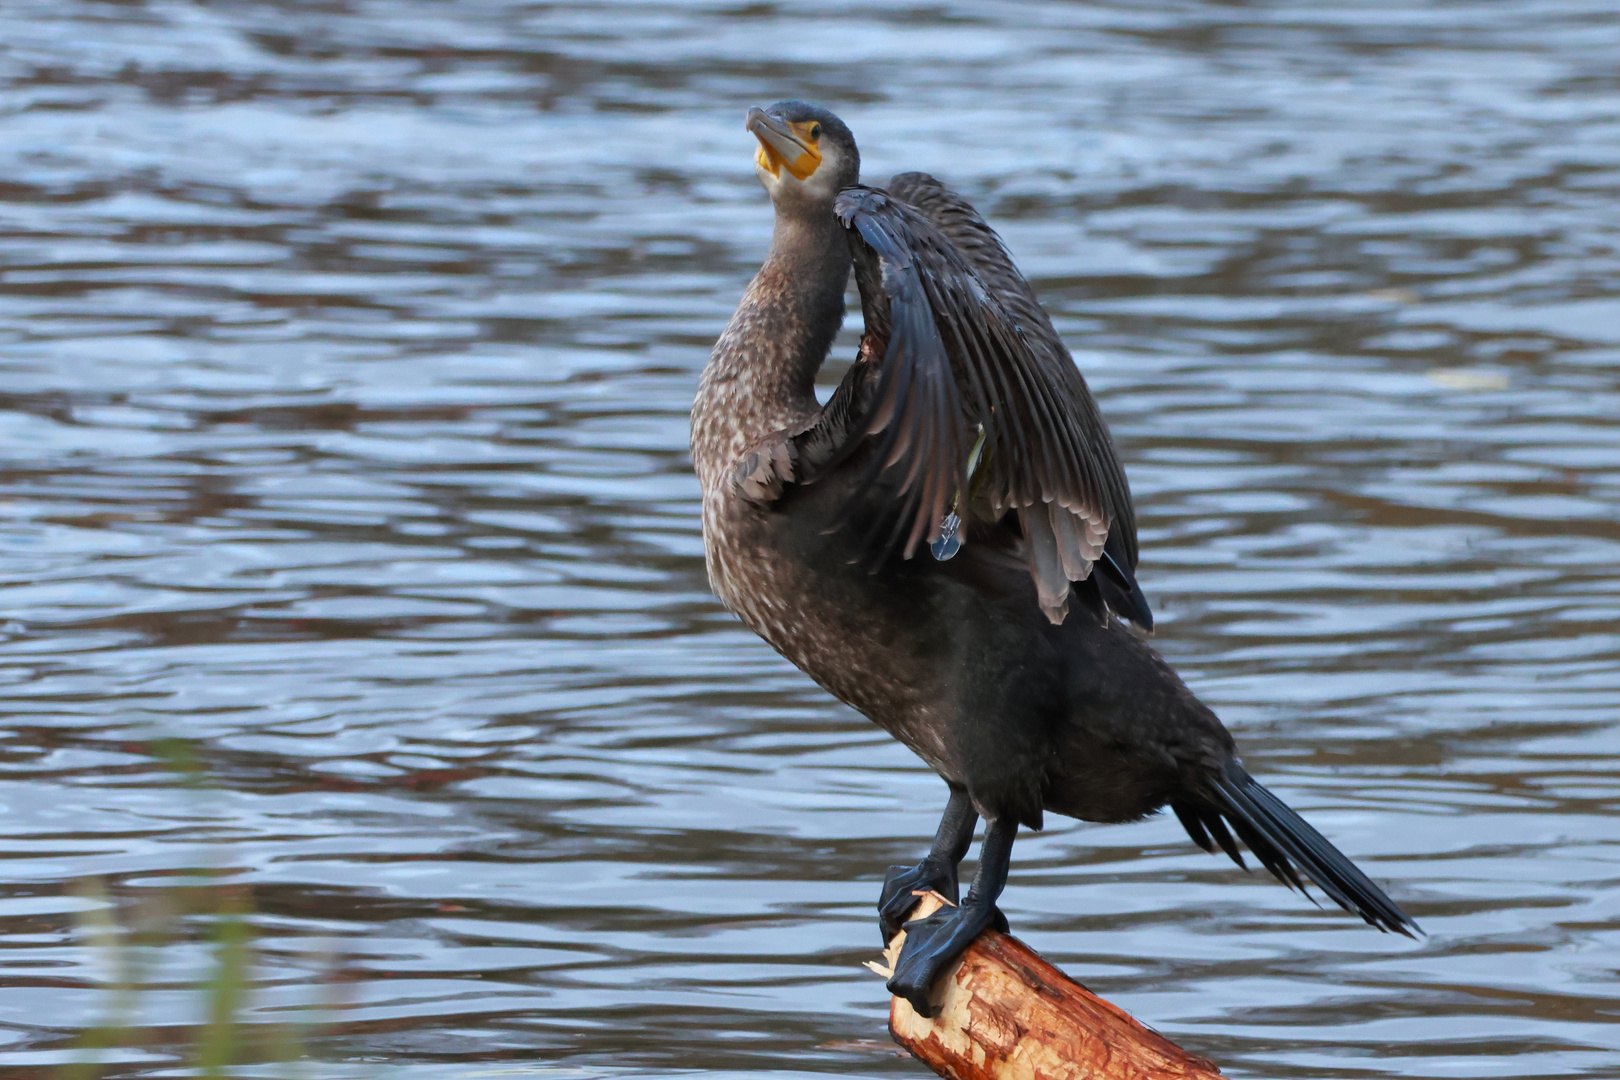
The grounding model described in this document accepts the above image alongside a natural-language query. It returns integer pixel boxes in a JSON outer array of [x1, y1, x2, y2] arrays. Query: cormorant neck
[[696, 204, 848, 450], [752, 206, 849, 407], [758, 207, 849, 406], [766, 204, 846, 276]]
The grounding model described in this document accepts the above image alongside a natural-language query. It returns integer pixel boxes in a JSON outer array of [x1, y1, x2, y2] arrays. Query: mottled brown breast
[[696, 478, 957, 780]]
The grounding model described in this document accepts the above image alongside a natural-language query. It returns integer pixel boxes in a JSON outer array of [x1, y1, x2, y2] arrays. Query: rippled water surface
[[2, 1, 1619, 1076]]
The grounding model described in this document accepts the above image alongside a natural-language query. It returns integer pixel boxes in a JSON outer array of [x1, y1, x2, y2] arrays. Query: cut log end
[[871, 892, 1224, 1080]]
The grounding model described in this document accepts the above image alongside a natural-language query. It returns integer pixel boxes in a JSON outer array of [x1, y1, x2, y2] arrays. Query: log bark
[[866, 893, 1223, 1080]]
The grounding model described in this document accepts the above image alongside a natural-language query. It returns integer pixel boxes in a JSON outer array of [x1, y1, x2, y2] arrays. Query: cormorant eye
[[809, 124, 822, 140]]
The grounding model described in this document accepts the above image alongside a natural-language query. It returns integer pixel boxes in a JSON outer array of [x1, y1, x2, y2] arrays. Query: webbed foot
[[885, 896, 1007, 1017], [878, 858, 958, 943]]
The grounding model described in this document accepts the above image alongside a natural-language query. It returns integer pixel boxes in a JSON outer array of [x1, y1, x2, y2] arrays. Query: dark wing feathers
[[887, 173, 1139, 572], [822, 182, 1145, 626], [886, 171, 1037, 324], [825, 207, 966, 562]]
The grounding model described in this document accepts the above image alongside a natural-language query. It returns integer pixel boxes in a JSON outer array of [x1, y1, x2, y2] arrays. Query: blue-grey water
[[1, 1, 1618, 1077]]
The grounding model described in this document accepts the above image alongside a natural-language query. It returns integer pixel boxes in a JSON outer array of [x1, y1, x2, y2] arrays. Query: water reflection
[[0, 0, 1617, 1076]]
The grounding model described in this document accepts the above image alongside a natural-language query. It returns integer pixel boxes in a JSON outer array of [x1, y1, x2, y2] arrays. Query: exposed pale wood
[[867, 893, 1224, 1080]]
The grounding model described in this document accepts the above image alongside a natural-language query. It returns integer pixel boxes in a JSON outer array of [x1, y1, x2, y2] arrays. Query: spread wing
[[806, 184, 1148, 628], [884, 173, 1149, 628]]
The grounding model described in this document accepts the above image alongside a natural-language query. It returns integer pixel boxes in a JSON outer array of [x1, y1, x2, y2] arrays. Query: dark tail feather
[[1173, 763, 1419, 938]]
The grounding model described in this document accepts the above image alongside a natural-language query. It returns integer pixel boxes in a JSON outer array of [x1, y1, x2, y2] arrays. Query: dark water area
[[1, 0, 1618, 1076]]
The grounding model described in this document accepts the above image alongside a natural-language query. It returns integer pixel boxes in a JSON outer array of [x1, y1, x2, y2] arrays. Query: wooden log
[[866, 892, 1224, 1080]]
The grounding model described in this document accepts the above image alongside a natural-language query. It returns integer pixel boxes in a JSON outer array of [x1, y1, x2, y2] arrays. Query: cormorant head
[[746, 101, 860, 214]]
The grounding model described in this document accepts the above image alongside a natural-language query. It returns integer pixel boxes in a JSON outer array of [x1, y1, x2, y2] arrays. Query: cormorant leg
[[878, 787, 978, 942], [886, 817, 1016, 1018]]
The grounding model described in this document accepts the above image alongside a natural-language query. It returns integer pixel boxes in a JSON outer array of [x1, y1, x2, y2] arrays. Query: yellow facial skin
[[751, 118, 823, 181]]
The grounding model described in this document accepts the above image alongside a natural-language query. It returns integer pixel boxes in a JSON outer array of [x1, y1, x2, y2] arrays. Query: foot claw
[[885, 900, 1004, 1017], [878, 859, 958, 943]]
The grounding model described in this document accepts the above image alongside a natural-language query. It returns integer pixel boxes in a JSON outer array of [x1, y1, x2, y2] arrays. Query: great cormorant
[[689, 100, 1417, 1017]]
